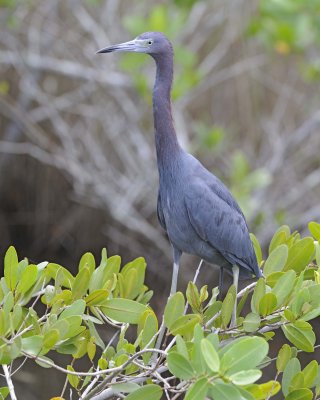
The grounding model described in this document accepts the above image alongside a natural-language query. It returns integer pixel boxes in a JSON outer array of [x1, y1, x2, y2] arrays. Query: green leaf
[[3, 292, 14, 314], [4, 246, 18, 291], [164, 292, 185, 329], [220, 337, 268, 374], [185, 377, 209, 400], [264, 244, 288, 275], [290, 371, 304, 392], [16, 264, 38, 295], [315, 242, 320, 267], [87, 337, 96, 361], [284, 237, 314, 273], [282, 320, 315, 352], [79, 252, 96, 275], [101, 298, 148, 324], [209, 382, 242, 400], [141, 312, 158, 361], [308, 221, 320, 241], [276, 344, 292, 373], [243, 313, 261, 332], [251, 278, 266, 314], [87, 320, 105, 350], [282, 358, 301, 396], [191, 324, 206, 374], [302, 360, 318, 388], [46, 263, 74, 288], [11, 304, 23, 331], [269, 227, 289, 253], [259, 292, 277, 316], [72, 267, 91, 299], [35, 355, 53, 368], [285, 388, 313, 400], [124, 384, 162, 400], [204, 301, 222, 324], [112, 382, 140, 394], [175, 335, 189, 359], [200, 338, 220, 373], [170, 314, 201, 336], [89, 254, 119, 292], [186, 282, 201, 312], [221, 286, 235, 327], [43, 329, 60, 348], [272, 270, 296, 306], [246, 381, 281, 399], [167, 351, 195, 380], [199, 285, 208, 303], [21, 335, 43, 356], [120, 257, 146, 300], [67, 365, 79, 389], [60, 299, 86, 319], [250, 233, 262, 265], [229, 369, 262, 385], [85, 289, 109, 306], [0, 386, 10, 399]]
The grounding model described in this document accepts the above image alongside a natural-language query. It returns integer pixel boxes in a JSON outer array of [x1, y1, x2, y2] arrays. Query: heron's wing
[[157, 192, 166, 230], [184, 177, 259, 276]]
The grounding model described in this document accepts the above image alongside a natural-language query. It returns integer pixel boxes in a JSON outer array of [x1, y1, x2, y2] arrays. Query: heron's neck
[[153, 54, 180, 170]]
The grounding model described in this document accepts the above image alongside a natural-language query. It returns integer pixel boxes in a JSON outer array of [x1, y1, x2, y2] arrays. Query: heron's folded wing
[[157, 192, 166, 230], [184, 179, 259, 276]]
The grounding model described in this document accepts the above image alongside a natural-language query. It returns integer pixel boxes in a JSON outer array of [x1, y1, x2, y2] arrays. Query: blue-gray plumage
[[97, 32, 262, 316]]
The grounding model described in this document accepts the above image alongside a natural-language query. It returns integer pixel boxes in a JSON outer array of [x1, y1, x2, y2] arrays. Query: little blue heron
[[97, 32, 262, 324]]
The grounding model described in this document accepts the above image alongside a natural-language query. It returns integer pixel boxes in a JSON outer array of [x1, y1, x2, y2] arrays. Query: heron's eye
[[148, 40, 153, 45]]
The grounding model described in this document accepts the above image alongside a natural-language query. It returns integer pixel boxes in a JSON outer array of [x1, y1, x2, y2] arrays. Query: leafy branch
[[1, 222, 320, 399]]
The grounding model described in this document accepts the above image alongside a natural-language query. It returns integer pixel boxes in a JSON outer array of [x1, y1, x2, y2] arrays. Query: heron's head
[[96, 32, 172, 59]]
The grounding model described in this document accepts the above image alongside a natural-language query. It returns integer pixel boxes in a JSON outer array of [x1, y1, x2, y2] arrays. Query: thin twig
[[2, 365, 17, 400]]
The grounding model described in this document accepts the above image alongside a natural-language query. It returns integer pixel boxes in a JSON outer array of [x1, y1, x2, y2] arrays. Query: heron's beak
[[96, 39, 137, 54]]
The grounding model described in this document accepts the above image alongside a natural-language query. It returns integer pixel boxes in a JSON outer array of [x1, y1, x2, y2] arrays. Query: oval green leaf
[[164, 292, 185, 329], [185, 377, 209, 400], [16, 264, 38, 295], [276, 344, 291, 373], [272, 270, 296, 306], [259, 292, 277, 317], [124, 384, 162, 400], [229, 369, 262, 385], [85, 289, 109, 306], [282, 321, 315, 352], [101, 298, 148, 324], [308, 221, 320, 241], [285, 388, 313, 400], [284, 237, 315, 273], [170, 314, 201, 336], [72, 267, 91, 299], [302, 360, 318, 388], [4, 246, 19, 291], [200, 338, 220, 373], [167, 351, 195, 380], [220, 337, 268, 374], [209, 382, 242, 400], [243, 312, 261, 333], [282, 358, 301, 396], [264, 244, 288, 276]]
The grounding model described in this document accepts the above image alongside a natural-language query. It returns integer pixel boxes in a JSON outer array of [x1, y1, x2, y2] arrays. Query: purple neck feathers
[[152, 51, 180, 171]]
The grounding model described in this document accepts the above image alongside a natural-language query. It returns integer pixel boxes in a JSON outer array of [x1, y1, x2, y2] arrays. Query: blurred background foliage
[[1, 0, 320, 302]]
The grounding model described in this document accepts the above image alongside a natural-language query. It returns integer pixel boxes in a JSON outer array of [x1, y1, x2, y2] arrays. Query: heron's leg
[[218, 266, 224, 300], [153, 247, 182, 359], [230, 265, 239, 327], [170, 247, 182, 296]]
